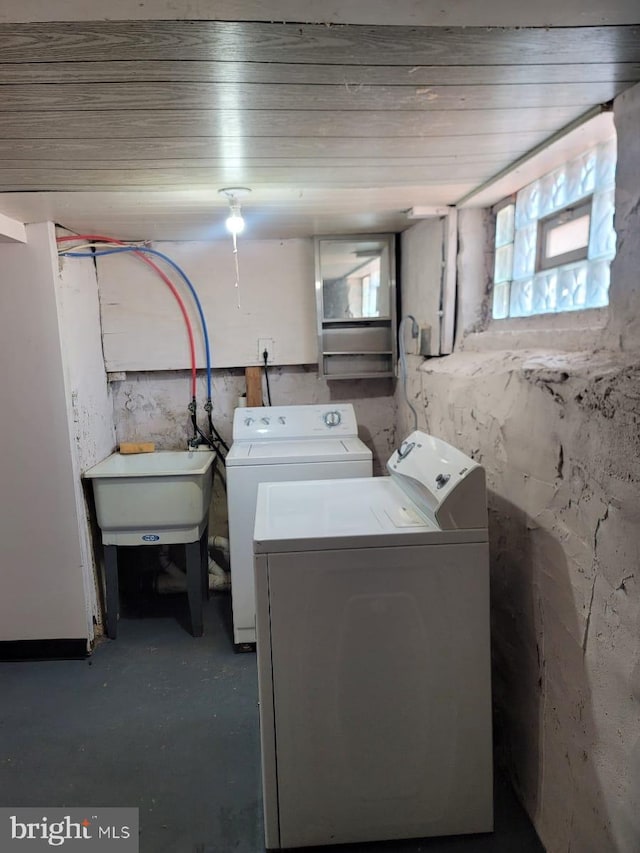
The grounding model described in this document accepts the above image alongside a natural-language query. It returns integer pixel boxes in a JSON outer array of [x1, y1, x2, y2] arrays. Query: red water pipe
[[56, 233, 198, 398]]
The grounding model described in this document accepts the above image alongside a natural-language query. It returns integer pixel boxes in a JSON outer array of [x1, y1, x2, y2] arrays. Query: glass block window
[[492, 137, 617, 319]]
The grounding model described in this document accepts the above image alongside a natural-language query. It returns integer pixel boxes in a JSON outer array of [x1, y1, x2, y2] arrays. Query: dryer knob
[[244, 417, 254, 426], [435, 473, 451, 490], [323, 410, 341, 427]]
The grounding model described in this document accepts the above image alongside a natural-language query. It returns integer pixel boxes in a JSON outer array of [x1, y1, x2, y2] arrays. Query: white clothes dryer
[[226, 403, 372, 646], [253, 431, 493, 849]]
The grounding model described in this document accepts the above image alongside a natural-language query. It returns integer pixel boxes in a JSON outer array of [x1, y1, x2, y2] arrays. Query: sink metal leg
[[103, 544, 119, 640], [186, 536, 204, 637]]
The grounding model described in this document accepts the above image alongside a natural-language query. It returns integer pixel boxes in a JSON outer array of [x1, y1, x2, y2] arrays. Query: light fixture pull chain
[[218, 186, 250, 310], [232, 231, 241, 309]]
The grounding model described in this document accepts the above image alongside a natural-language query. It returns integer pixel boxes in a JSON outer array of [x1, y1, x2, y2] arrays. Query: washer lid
[[387, 431, 487, 530], [226, 436, 372, 466]]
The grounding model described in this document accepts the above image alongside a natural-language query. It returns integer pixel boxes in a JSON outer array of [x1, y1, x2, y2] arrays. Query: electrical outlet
[[258, 338, 275, 363]]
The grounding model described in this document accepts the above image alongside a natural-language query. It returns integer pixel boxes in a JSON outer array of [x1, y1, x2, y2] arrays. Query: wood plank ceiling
[[0, 18, 639, 239]]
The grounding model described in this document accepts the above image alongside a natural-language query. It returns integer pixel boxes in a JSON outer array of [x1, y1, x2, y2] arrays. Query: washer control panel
[[233, 403, 358, 440]]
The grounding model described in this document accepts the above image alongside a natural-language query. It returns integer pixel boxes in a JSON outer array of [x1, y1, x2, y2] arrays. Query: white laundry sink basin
[[84, 451, 215, 545]]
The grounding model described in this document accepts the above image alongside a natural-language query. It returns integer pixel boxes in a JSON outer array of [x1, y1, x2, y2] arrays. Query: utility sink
[[84, 450, 215, 545]]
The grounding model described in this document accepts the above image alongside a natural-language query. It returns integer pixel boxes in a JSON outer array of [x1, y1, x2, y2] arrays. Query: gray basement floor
[[1, 586, 544, 853]]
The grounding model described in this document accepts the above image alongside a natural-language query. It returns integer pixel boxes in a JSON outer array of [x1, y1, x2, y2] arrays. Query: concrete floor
[[0, 588, 544, 853]]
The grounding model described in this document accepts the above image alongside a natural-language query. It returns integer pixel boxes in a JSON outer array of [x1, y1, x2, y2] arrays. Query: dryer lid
[[386, 431, 487, 530]]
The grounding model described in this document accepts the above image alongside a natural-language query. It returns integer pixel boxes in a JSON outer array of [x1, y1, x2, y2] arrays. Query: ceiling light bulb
[[218, 188, 251, 236], [225, 210, 245, 235]]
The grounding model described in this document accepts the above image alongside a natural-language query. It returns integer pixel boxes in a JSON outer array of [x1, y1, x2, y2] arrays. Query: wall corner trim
[[440, 209, 458, 355], [0, 211, 27, 244]]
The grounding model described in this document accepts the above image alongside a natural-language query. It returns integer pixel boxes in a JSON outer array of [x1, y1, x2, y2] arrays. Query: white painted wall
[[56, 249, 116, 630], [89, 232, 397, 486], [606, 83, 640, 353], [0, 223, 90, 640], [398, 81, 640, 853], [396, 218, 445, 441], [95, 239, 317, 370], [400, 218, 443, 356], [454, 207, 493, 343]]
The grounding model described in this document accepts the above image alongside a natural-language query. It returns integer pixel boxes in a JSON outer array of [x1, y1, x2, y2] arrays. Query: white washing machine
[[253, 431, 493, 849], [226, 403, 372, 646]]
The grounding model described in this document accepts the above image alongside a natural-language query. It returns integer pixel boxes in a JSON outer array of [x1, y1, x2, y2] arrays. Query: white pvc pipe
[[209, 535, 230, 557], [208, 557, 231, 591]]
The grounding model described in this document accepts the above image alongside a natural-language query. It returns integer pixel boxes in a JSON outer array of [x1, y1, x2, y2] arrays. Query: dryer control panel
[[387, 431, 487, 530], [233, 403, 359, 441]]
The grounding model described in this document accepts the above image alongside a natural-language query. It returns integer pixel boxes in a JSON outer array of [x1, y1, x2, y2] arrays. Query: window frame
[[536, 197, 592, 272]]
